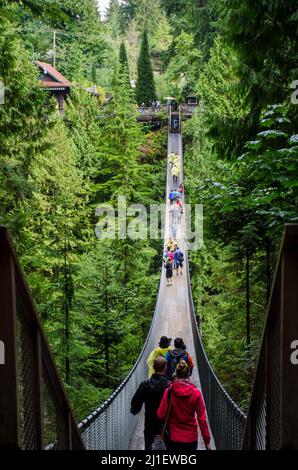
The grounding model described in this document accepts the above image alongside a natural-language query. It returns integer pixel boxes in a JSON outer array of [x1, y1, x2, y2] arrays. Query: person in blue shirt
[[169, 189, 175, 205], [174, 246, 184, 276]]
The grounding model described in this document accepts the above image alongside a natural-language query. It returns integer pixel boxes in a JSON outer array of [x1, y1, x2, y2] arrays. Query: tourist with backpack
[[163, 245, 174, 264], [147, 336, 172, 378], [131, 357, 170, 450], [174, 247, 184, 275], [157, 360, 211, 451], [165, 338, 194, 379]]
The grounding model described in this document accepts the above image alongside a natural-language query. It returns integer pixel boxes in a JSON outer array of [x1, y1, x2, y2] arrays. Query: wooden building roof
[[35, 61, 71, 90]]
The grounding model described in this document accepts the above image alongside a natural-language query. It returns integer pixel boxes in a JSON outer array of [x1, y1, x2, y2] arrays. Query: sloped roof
[[35, 61, 71, 88]]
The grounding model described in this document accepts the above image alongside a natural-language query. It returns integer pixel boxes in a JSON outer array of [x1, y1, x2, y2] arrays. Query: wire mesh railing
[[0, 227, 84, 450], [78, 274, 164, 449], [242, 224, 298, 449], [79, 126, 248, 450], [185, 252, 247, 449], [2, 127, 297, 450]]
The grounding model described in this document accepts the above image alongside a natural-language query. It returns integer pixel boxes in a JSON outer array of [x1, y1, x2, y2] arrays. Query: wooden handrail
[[0, 227, 85, 449]]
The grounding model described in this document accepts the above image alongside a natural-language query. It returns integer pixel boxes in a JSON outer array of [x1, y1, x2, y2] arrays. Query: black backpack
[[167, 351, 185, 379], [178, 251, 184, 262]]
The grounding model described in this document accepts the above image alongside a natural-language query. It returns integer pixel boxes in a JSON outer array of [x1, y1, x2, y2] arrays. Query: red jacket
[[157, 379, 210, 445]]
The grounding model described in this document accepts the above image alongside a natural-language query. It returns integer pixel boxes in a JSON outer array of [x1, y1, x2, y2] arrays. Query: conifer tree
[[118, 41, 131, 89], [135, 31, 156, 106]]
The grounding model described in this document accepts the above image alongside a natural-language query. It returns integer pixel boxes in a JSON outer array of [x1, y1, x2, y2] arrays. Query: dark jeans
[[166, 440, 198, 451], [144, 433, 155, 451]]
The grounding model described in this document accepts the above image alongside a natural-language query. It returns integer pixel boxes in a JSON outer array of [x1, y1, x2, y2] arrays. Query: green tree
[[118, 41, 131, 89], [0, 15, 53, 243], [216, 0, 298, 128], [135, 31, 156, 105]]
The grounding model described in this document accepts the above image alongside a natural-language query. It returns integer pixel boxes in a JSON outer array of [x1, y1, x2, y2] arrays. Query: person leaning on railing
[[157, 360, 212, 451]]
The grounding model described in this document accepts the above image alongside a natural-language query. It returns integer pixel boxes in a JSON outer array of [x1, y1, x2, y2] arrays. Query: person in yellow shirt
[[146, 336, 172, 378], [165, 238, 175, 252]]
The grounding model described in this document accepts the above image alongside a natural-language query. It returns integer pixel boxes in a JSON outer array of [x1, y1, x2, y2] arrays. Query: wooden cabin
[[35, 61, 71, 115]]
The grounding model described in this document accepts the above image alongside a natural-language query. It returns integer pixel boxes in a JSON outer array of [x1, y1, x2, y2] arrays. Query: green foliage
[[3, 0, 298, 421], [118, 41, 131, 89], [165, 32, 202, 98], [216, 0, 298, 128], [106, 0, 127, 37], [135, 31, 156, 105], [0, 14, 53, 241], [196, 35, 250, 158]]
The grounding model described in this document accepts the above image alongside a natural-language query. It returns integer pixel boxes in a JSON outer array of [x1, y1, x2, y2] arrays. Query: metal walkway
[[130, 132, 213, 450]]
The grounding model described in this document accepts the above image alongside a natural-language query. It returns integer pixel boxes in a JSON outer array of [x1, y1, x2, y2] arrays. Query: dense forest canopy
[[0, 0, 297, 417]]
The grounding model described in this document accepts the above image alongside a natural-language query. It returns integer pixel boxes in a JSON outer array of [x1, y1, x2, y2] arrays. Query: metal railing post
[[33, 329, 44, 449], [280, 225, 298, 449], [0, 232, 20, 448]]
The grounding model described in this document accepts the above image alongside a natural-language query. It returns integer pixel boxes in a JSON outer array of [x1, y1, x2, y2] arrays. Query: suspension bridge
[[0, 113, 298, 450]]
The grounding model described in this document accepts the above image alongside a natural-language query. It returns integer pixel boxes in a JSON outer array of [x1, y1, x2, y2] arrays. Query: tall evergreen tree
[[106, 0, 125, 37], [135, 31, 156, 106], [118, 41, 131, 89]]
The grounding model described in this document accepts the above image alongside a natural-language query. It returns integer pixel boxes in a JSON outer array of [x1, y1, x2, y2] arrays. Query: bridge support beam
[[280, 227, 298, 449], [0, 238, 20, 448]]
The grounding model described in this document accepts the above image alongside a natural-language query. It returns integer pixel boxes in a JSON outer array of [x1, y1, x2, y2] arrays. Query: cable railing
[[79, 125, 248, 450], [242, 224, 298, 449], [0, 227, 84, 450], [185, 253, 247, 449], [2, 123, 297, 450], [78, 274, 163, 449]]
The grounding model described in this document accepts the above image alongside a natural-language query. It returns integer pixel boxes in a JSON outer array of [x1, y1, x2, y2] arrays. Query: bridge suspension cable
[[1, 113, 298, 450], [78, 120, 247, 450]]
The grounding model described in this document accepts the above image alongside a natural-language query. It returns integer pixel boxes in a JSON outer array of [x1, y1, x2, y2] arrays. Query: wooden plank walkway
[[129, 132, 214, 450]]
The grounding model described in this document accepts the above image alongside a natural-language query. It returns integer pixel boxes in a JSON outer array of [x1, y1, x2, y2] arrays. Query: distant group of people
[[131, 336, 211, 451], [169, 153, 180, 185], [140, 100, 161, 110], [130, 146, 211, 451], [168, 184, 184, 241], [169, 183, 184, 205]]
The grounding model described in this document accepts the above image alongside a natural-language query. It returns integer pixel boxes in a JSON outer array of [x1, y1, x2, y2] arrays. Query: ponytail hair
[[175, 359, 190, 378]]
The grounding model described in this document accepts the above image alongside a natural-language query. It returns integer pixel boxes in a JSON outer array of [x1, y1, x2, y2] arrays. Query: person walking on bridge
[[169, 189, 175, 205], [147, 336, 172, 378], [174, 247, 184, 275], [157, 360, 211, 451], [131, 357, 170, 450], [165, 256, 173, 286], [165, 338, 194, 379]]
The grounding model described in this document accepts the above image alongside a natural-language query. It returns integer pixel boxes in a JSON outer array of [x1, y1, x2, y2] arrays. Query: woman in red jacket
[[157, 360, 211, 450]]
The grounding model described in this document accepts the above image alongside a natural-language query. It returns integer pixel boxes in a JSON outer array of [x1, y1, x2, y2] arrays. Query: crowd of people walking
[[169, 153, 180, 185], [130, 145, 211, 451], [131, 337, 211, 451], [165, 182, 185, 285], [163, 243, 184, 286]]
